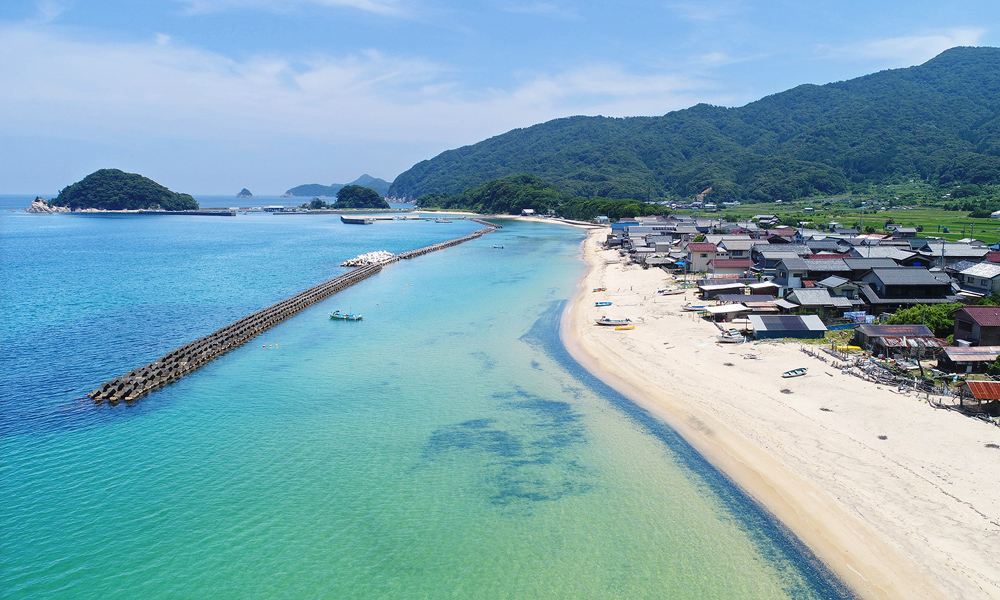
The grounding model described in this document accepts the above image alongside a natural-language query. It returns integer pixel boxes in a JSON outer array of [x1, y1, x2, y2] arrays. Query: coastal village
[[599, 213, 1000, 421]]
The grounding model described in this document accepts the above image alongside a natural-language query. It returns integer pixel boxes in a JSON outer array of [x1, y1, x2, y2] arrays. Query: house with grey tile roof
[[957, 262, 1000, 296], [858, 267, 960, 312]]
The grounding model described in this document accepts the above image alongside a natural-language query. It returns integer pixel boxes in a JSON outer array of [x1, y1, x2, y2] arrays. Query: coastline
[[562, 229, 1000, 599]]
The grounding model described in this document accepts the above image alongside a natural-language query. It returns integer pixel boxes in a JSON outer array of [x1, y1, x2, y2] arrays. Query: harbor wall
[[89, 224, 498, 405]]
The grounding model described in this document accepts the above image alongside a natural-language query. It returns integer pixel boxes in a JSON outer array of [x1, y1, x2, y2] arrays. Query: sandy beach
[[564, 229, 1000, 599]]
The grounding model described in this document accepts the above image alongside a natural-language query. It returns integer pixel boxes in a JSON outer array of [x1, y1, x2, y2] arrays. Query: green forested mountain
[[51, 169, 198, 211], [389, 47, 1000, 203], [285, 175, 392, 197], [417, 174, 668, 219]]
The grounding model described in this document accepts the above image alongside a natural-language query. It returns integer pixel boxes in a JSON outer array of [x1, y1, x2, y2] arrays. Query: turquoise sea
[[0, 195, 852, 599]]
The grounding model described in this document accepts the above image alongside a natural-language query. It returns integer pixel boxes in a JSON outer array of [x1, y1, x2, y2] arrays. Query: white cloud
[[175, 0, 408, 18], [0, 25, 720, 152], [32, 0, 67, 23], [822, 28, 987, 65]]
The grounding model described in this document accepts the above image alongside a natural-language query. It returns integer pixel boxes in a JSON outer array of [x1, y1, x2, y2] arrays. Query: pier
[[89, 223, 498, 405]]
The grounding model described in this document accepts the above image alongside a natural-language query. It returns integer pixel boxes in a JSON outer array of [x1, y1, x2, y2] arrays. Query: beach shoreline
[[562, 229, 1000, 599]]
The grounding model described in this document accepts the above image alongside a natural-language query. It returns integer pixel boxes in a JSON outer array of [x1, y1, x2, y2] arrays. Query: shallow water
[[1, 200, 851, 599]]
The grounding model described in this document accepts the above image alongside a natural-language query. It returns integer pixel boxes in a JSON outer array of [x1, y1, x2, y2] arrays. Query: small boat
[[595, 316, 631, 326], [716, 328, 745, 343], [593, 287, 607, 292], [782, 367, 808, 378], [658, 288, 684, 295], [330, 310, 363, 321], [595, 301, 612, 307], [615, 325, 635, 330], [681, 303, 710, 311], [434, 218, 453, 223]]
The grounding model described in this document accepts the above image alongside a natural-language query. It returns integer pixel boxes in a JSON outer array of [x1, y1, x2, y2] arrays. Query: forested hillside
[[51, 169, 198, 211], [389, 47, 1000, 203]]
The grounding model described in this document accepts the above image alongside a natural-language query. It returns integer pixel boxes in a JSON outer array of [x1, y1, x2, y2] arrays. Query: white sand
[[565, 230, 1000, 599]]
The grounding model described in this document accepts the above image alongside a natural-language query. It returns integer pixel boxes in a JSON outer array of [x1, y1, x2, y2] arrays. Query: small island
[[237, 188, 253, 198], [49, 169, 199, 211], [303, 185, 389, 210]]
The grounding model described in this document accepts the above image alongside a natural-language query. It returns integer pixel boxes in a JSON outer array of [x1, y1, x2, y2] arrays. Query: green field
[[691, 193, 1000, 244]]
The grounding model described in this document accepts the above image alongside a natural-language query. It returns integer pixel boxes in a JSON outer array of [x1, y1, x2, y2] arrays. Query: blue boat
[[595, 301, 612, 307]]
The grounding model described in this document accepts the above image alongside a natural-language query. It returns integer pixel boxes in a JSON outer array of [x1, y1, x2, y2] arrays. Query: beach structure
[[748, 315, 827, 340], [953, 305, 1000, 346], [851, 324, 946, 360], [89, 223, 499, 404], [938, 346, 1000, 373]]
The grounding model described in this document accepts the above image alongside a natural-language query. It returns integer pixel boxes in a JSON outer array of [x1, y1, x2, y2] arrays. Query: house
[[915, 241, 990, 267], [594, 215, 610, 224], [708, 258, 751, 277], [858, 267, 960, 313], [685, 242, 718, 272], [851, 324, 946, 359], [815, 276, 861, 302], [953, 306, 1000, 346], [938, 347, 1000, 373], [772, 257, 809, 291], [956, 263, 1000, 296], [521, 208, 536, 216], [749, 315, 827, 339], [886, 225, 918, 237], [784, 288, 853, 316]]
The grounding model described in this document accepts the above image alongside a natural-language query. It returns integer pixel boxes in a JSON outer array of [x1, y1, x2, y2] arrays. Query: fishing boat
[[595, 301, 612, 307], [330, 310, 363, 321], [716, 329, 745, 343], [434, 218, 453, 223], [615, 325, 635, 330], [593, 287, 607, 292], [782, 367, 808, 378], [681, 303, 710, 311], [595, 316, 631, 326]]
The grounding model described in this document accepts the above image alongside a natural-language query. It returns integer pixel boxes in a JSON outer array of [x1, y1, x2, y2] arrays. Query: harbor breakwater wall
[[89, 223, 500, 405]]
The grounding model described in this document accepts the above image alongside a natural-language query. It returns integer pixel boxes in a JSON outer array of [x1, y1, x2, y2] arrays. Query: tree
[[884, 303, 963, 338], [334, 185, 389, 209]]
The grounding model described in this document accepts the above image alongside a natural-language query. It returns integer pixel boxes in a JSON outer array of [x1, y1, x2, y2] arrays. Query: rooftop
[[957, 306, 1000, 327]]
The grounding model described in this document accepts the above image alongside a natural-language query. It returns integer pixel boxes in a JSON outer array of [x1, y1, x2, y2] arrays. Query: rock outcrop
[[26, 197, 69, 213]]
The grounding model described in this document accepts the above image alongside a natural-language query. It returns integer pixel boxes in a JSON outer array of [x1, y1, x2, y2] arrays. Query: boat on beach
[[593, 287, 607, 292], [595, 301, 612, 306], [615, 325, 635, 330], [716, 328, 745, 343], [681, 302, 710, 311], [595, 316, 631, 326], [330, 310, 363, 321], [782, 367, 808, 378], [658, 288, 684, 295]]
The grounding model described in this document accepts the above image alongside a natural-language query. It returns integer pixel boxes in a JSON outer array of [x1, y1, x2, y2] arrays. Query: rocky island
[[47, 169, 199, 211], [237, 188, 253, 198]]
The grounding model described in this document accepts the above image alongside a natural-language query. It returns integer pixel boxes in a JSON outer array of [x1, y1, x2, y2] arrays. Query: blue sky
[[1, 0, 998, 195]]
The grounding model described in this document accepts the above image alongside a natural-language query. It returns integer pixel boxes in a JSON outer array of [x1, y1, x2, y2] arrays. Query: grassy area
[[689, 193, 1000, 244]]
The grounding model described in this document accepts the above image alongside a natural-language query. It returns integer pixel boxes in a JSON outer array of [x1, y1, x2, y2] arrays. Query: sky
[[1, 0, 998, 195]]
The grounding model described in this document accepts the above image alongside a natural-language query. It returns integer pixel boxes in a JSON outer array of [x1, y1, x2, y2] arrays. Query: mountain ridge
[[389, 46, 1000, 203]]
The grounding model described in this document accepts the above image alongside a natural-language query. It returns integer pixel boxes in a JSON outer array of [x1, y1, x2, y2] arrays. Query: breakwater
[[89, 224, 497, 405]]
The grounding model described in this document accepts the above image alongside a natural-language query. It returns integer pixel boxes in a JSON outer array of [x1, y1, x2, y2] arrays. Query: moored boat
[[330, 310, 363, 321], [782, 367, 808, 378], [595, 316, 631, 326], [681, 303, 710, 311]]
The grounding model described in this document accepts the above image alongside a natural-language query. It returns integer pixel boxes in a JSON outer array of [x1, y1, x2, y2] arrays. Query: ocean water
[[0, 197, 851, 599]]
